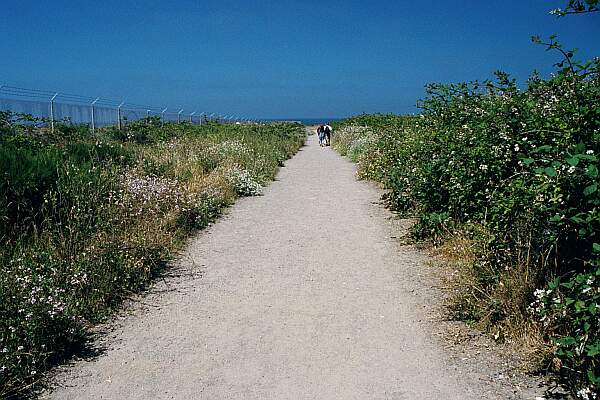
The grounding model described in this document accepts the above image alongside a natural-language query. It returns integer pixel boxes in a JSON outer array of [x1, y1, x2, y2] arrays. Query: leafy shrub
[[333, 56, 599, 395], [220, 165, 263, 196], [0, 116, 305, 398], [530, 265, 600, 396], [177, 189, 229, 230], [0, 143, 62, 237]]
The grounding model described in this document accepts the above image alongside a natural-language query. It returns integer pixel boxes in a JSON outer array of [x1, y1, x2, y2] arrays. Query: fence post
[[177, 109, 183, 124], [189, 111, 196, 123], [117, 101, 124, 130], [90, 97, 99, 133], [199, 112, 205, 125], [161, 107, 168, 124], [50, 92, 59, 133]]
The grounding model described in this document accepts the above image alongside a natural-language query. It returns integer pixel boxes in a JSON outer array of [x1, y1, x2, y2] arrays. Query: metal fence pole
[[50, 92, 58, 133], [161, 107, 168, 124], [177, 109, 183, 124], [117, 101, 124, 130], [91, 97, 99, 133], [189, 111, 196, 123]]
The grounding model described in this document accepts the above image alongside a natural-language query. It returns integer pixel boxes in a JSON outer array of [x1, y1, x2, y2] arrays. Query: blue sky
[[1, 0, 599, 119]]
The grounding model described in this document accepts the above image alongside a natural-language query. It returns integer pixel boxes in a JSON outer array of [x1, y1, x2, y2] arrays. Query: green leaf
[[579, 154, 597, 161], [593, 243, 600, 253], [549, 214, 562, 223], [522, 158, 535, 165], [566, 157, 579, 166], [533, 145, 552, 153], [587, 164, 598, 178], [571, 215, 585, 224], [561, 281, 574, 289], [556, 336, 577, 346], [584, 184, 598, 196], [588, 369, 600, 385], [544, 167, 557, 177]]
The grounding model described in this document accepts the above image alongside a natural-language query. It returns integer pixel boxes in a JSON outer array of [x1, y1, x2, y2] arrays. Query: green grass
[[0, 115, 305, 398]]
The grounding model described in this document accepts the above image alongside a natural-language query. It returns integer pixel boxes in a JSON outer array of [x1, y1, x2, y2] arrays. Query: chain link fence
[[0, 84, 256, 132]]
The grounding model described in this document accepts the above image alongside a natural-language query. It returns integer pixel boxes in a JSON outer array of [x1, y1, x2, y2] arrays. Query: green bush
[[0, 116, 305, 398], [333, 63, 599, 395]]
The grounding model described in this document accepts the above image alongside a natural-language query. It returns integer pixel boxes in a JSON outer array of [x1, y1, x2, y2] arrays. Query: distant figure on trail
[[323, 124, 332, 146], [316, 124, 326, 146], [316, 124, 332, 147]]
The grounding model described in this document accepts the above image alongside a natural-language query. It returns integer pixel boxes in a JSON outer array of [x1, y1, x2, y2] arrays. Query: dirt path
[[42, 132, 536, 399]]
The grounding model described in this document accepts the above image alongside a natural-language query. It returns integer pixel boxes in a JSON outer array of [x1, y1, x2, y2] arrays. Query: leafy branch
[[550, 0, 599, 16], [531, 34, 577, 75]]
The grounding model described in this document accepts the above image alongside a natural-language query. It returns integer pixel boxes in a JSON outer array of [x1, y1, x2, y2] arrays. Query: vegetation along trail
[[43, 131, 537, 399]]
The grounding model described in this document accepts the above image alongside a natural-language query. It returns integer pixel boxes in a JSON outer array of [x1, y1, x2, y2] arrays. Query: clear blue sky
[[1, 0, 599, 119]]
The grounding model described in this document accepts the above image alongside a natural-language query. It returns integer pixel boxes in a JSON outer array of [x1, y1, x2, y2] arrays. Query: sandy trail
[[43, 132, 507, 399]]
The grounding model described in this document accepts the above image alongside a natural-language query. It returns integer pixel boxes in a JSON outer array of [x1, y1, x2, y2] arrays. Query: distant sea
[[268, 118, 343, 125]]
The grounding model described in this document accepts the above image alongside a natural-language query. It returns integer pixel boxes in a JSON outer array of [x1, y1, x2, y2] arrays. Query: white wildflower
[[577, 386, 594, 400], [220, 165, 262, 196], [549, 8, 563, 16]]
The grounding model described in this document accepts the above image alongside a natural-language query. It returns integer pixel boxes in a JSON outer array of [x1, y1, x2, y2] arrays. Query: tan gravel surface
[[41, 132, 537, 399]]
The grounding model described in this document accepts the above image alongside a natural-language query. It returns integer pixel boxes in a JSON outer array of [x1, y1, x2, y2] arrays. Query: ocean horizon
[[267, 118, 343, 125]]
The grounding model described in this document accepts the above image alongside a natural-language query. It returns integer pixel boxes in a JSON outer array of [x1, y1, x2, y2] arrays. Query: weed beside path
[[0, 115, 305, 398], [331, 65, 599, 397]]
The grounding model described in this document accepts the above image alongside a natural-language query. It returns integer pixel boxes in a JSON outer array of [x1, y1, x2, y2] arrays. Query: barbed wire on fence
[[0, 84, 258, 132]]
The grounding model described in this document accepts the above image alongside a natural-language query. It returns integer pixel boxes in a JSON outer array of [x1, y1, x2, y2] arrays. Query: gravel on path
[[41, 131, 539, 399]]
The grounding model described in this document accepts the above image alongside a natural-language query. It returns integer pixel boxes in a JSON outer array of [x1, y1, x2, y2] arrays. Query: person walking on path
[[316, 124, 325, 146], [323, 124, 332, 146]]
